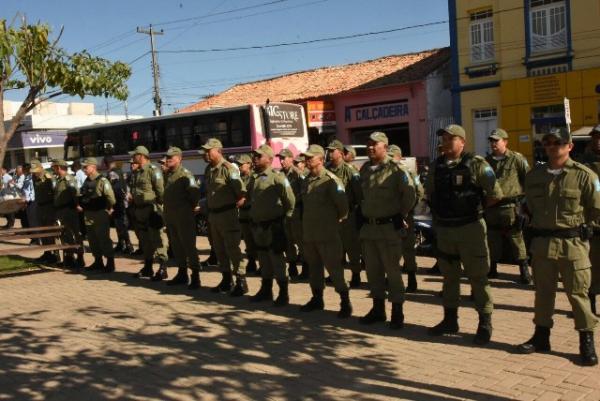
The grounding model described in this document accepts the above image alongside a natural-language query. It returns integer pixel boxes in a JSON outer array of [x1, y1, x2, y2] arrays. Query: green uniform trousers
[[304, 238, 348, 293], [134, 205, 168, 262], [38, 204, 56, 246], [401, 213, 417, 273], [532, 256, 598, 331], [240, 221, 257, 259], [361, 224, 405, 303], [284, 212, 303, 263], [56, 207, 82, 246], [84, 210, 114, 258], [436, 219, 494, 314], [590, 235, 600, 295], [208, 209, 243, 275], [256, 248, 287, 281], [340, 210, 362, 273], [484, 205, 527, 262], [166, 214, 199, 271]]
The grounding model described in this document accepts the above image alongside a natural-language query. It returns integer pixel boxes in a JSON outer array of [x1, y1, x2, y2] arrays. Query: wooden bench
[[0, 226, 82, 257]]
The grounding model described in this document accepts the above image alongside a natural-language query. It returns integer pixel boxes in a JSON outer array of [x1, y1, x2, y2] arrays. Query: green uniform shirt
[[53, 174, 78, 208], [204, 159, 245, 210], [84, 173, 116, 209], [33, 172, 55, 205], [301, 168, 349, 241], [239, 171, 255, 220], [281, 165, 305, 200], [525, 158, 600, 260], [392, 160, 424, 206], [131, 162, 163, 206], [359, 156, 416, 219], [248, 167, 295, 223], [577, 150, 600, 227], [163, 165, 201, 220], [486, 149, 530, 201], [327, 160, 361, 208]]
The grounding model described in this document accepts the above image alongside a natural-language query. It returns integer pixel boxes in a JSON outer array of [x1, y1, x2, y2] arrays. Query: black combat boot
[[300, 288, 324, 312], [487, 262, 498, 278], [428, 307, 459, 336], [74, 250, 85, 270], [188, 270, 201, 290], [211, 271, 232, 293], [274, 280, 289, 306], [298, 262, 309, 280], [35, 251, 52, 263], [288, 262, 299, 278], [151, 262, 168, 281], [579, 331, 598, 366], [406, 272, 418, 293], [132, 248, 143, 256], [133, 259, 154, 278], [473, 313, 492, 345], [200, 249, 218, 267], [518, 260, 532, 284], [230, 275, 249, 297], [168, 267, 189, 286], [428, 262, 440, 275], [589, 292, 597, 315], [104, 257, 115, 273], [338, 291, 352, 318], [246, 258, 257, 274], [86, 256, 104, 271], [113, 241, 124, 254], [123, 240, 134, 255], [250, 278, 273, 302], [61, 253, 75, 269], [389, 303, 404, 330], [349, 272, 361, 288], [517, 326, 551, 354], [359, 298, 387, 324]]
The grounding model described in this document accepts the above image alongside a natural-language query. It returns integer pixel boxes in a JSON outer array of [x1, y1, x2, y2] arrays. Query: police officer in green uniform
[[129, 145, 169, 280], [484, 128, 532, 284], [300, 144, 352, 317], [30, 159, 59, 264], [236, 154, 259, 274], [388, 144, 424, 292], [52, 159, 84, 269], [518, 128, 599, 366], [343, 145, 357, 165], [326, 139, 363, 288], [201, 138, 247, 295], [78, 157, 116, 272], [357, 132, 416, 329], [248, 144, 296, 305], [277, 148, 305, 278], [426, 124, 502, 345], [576, 124, 600, 315]]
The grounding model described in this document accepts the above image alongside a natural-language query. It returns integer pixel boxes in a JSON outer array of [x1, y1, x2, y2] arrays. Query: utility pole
[[137, 24, 164, 116]]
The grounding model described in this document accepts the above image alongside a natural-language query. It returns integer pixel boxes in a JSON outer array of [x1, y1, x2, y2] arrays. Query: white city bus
[[64, 102, 309, 175]]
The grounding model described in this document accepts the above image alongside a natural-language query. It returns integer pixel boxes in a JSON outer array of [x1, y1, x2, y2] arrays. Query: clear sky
[[3, 0, 450, 117]]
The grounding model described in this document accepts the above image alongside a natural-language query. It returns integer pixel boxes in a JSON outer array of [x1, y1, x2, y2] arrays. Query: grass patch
[[0, 255, 39, 274]]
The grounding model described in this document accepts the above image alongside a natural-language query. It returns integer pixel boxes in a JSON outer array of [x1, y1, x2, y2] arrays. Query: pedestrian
[[277, 148, 306, 278], [30, 159, 59, 264], [129, 145, 169, 280], [162, 147, 202, 289], [388, 144, 424, 292], [299, 144, 352, 317], [105, 156, 134, 255], [78, 157, 116, 272], [357, 132, 416, 329], [325, 139, 363, 288], [248, 144, 296, 305], [425, 124, 502, 345], [14, 165, 29, 229], [517, 127, 599, 366], [72, 159, 87, 238], [235, 154, 259, 274], [201, 138, 247, 295], [576, 124, 600, 315], [52, 159, 84, 269], [127, 158, 143, 256], [21, 163, 38, 242], [1, 167, 16, 228], [484, 129, 532, 284]]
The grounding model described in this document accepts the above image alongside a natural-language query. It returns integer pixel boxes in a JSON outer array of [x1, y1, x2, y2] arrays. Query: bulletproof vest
[[80, 176, 107, 211], [431, 153, 484, 221]]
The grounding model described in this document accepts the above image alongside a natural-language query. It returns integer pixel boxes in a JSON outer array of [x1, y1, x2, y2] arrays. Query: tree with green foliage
[[0, 19, 131, 167]]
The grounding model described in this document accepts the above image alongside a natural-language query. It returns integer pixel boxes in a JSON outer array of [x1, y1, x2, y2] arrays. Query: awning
[[7, 130, 66, 150]]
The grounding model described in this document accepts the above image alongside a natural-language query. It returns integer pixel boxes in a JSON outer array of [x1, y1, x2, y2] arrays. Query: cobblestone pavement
[[0, 229, 599, 401]]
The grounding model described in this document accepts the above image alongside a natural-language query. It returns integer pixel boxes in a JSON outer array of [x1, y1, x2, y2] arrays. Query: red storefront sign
[[306, 100, 336, 127]]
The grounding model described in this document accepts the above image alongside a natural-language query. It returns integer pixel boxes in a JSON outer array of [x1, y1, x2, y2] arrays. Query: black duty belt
[[209, 203, 236, 214], [530, 228, 580, 239], [365, 216, 394, 225], [435, 214, 482, 228]]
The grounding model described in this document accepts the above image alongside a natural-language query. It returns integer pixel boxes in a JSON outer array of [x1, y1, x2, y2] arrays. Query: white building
[[3, 100, 142, 168]]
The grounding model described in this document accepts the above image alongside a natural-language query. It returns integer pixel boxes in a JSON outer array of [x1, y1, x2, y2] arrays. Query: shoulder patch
[[189, 176, 198, 188], [154, 170, 162, 181], [103, 179, 111, 193], [484, 165, 495, 178], [594, 178, 600, 193], [283, 177, 291, 188]]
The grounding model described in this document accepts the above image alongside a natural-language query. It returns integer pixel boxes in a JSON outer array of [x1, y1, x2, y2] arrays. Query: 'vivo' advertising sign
[[344, 101, 409, 124], [7, 131, 66, 149]]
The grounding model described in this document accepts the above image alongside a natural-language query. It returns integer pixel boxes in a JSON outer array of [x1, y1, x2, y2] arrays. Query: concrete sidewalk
[[0, 232, 598, 401]]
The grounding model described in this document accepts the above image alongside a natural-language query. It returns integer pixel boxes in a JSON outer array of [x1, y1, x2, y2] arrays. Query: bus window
[[231, 112, 250, 146], [166, 125, 180, 149], [181, 124, 194, 150], [82, 130, 98, 157], [213, 118, 228, 145], [64, 133, 81, 160]]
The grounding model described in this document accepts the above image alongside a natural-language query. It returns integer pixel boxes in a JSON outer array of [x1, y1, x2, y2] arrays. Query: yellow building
[[449, 0, 600, 160]]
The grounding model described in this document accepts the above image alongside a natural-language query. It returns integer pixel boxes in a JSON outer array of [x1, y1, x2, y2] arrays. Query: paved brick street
[[0, 231, 599, 401]]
